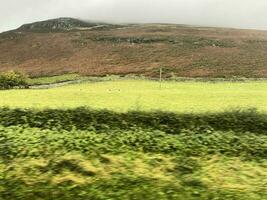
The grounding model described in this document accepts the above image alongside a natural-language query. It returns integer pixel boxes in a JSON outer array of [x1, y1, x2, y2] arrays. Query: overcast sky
[[1, 0, 267, 32]]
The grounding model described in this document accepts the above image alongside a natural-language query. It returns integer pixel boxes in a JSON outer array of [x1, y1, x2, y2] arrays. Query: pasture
[[1, 79, 267, 199], [0, 80, 267, 112]]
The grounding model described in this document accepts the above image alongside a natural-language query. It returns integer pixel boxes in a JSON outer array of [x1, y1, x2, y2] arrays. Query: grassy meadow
[[1, 79, 267, 112], [0, 79, 267, 199]]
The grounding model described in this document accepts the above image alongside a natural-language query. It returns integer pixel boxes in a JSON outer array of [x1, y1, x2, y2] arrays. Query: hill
[[0, 18, 267, 78], [16, 17, 107, 32]]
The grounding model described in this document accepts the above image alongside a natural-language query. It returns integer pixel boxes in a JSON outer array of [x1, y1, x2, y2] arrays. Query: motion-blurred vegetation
[[0, 108, 266, 199]]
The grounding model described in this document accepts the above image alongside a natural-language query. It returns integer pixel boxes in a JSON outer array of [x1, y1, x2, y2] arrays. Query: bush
[[0, 70, 29, 89]]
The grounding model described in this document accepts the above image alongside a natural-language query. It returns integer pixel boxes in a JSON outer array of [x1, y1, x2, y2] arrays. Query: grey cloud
[[1, 0, 267, 32]]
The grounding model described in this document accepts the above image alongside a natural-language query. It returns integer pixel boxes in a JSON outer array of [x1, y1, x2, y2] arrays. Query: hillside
[[1, 18, 267, 78], [16, 17, 107, 32]]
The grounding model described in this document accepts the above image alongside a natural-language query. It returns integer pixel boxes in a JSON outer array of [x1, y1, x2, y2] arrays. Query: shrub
[[0, 70, 29, 89]]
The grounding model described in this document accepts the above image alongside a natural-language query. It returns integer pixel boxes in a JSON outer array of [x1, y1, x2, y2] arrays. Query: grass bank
[[0, 108, 266, 199]]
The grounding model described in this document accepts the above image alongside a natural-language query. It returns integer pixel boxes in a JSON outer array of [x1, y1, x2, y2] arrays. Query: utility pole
[[159, 67, 163, 89]]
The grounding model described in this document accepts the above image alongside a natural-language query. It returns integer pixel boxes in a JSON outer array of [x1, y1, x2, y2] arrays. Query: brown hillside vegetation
[[1, 18, 267, 78]]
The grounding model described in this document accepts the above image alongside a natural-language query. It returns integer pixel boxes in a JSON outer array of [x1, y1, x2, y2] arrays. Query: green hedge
[[0, 108, 266, 200], [1, 126, 266, 159], [0, 107, 266, 134]]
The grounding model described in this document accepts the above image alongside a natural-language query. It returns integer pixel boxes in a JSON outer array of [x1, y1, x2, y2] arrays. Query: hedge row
[[0, 107, 266, 134]]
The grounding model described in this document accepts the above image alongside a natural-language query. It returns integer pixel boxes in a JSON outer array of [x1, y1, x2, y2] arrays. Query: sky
[[1, 0, 267, 32]]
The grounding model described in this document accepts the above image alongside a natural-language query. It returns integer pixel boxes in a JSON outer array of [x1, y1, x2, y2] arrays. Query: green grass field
[[1, 80, 267, 199], [1, 80, 267, 112]]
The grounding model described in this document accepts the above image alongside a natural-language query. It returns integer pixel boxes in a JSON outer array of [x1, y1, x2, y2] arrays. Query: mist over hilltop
[[1, 0, 267, 33]]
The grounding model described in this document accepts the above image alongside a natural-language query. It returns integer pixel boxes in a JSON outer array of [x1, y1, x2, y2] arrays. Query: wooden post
[[159, 67, 163, 89]]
